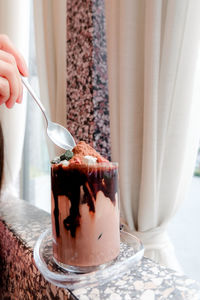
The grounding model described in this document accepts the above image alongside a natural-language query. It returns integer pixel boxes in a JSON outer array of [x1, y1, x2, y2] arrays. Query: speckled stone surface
[[0, 195, 75, 300], [73, 258, 200, 300], [1, 195, 200, 299], [67, 0, 111, 160]]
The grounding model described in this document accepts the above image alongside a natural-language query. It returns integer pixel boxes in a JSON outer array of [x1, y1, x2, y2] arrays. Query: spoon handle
[[22, 77, 49, 125]]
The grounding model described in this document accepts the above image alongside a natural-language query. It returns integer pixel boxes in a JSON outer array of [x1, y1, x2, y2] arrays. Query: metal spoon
[[22, 78, 76, 150]]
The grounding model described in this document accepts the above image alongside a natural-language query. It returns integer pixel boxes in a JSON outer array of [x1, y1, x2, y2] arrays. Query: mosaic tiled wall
[[67, 0, 111, 160]]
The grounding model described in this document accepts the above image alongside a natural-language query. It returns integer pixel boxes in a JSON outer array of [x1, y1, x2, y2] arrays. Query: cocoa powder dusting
[[71, 141, 109, 164]]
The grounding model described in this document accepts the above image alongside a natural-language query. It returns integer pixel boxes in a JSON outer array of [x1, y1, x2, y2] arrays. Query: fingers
[[0, 60, 21, 108], [0, 49, 23, 107], [0, 35, 27, 108], [0, 77, 10, 104], [16, 81, 23, 104], [0, 34, 28, 77]]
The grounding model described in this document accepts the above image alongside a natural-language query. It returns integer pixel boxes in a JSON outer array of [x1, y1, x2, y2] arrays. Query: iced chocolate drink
[[51, 141, 120, 272]]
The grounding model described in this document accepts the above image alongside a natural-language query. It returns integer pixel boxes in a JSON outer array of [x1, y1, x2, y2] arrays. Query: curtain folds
[[33, 0, 67, 158], [105, 0, 200, 270], [0, 0, 30, 197]]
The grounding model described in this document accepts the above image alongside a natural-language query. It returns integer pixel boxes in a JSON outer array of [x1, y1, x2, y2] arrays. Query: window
[[22, 1, 50, 213]]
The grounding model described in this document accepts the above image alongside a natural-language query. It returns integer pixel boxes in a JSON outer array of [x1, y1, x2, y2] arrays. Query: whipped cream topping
[[83, 155, 97, 165], [60, 160, 70, 166]]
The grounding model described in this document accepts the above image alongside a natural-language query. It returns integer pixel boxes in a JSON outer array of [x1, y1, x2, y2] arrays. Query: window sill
[[0, 194, 200, 299]]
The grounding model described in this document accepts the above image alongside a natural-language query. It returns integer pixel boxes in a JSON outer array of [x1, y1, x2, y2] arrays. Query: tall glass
[[51, 162, 120, 273]]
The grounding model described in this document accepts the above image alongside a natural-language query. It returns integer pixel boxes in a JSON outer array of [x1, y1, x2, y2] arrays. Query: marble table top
[[1, 195, 200, 300]]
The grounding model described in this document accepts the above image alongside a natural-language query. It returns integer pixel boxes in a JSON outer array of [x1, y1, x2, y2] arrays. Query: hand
[[0, 34, 28, 108]]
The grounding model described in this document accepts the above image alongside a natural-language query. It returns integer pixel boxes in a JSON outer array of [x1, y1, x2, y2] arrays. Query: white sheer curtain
[[106, 0, 200, 271], [0, 0, 30, 196], [33, 0, 67, 159]]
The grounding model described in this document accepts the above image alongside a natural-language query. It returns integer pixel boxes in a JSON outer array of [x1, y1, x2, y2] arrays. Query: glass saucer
[[34, 228, 144, 290]]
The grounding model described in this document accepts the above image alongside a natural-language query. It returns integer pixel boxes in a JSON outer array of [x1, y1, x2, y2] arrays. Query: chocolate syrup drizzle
[[51, 164, 118, 238]]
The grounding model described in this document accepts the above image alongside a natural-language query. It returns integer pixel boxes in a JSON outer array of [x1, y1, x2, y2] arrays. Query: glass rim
[[50, 161, 119, 168]]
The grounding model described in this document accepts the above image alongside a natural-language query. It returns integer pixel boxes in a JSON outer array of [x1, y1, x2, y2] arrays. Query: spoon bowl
[[47, 121, 76, 150], [22, 78, 76, 150]]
